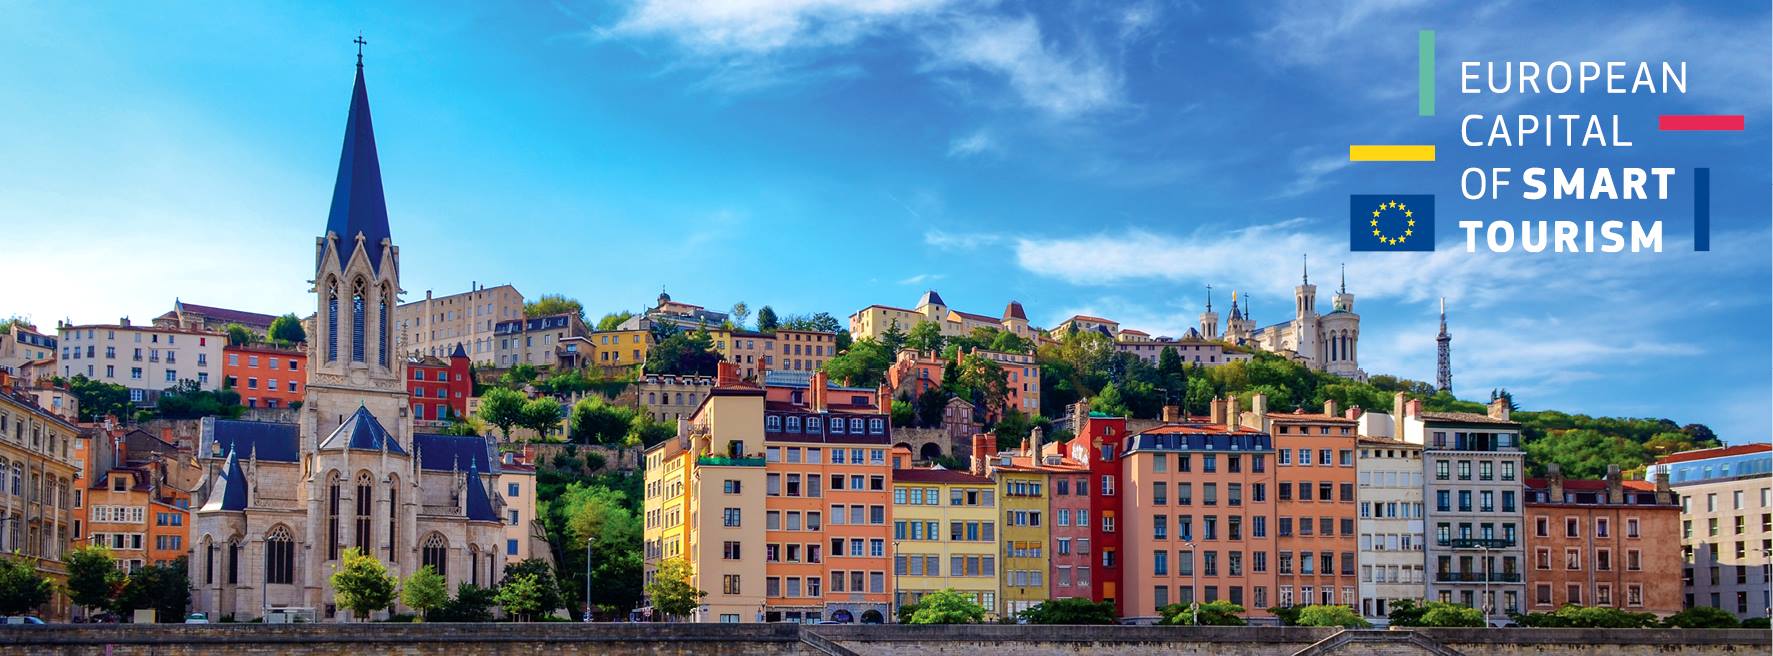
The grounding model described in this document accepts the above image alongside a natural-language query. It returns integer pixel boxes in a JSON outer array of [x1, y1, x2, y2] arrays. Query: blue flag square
[[1350, 194, 1434, 252]]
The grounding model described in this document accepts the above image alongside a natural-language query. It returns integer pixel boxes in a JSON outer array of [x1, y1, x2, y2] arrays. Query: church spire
[[325, 39, 391, 273], [1302, 254, 1309, 285], [1339, 263, 1346, 295], [1205, 284, 1213, 312]]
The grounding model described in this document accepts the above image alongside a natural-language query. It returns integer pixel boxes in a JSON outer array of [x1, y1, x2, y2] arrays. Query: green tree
[[65, 544, 121, 616], [756, 306, 778, 332], [1739, 617, 1770, 629], [1386, 599, 1427, 626], [915, 386, 951, 428], [645, 330, 722, 376], [431, 582, 496, 622], [1418, 602, 1485, 627], [890, 398, 914, 427], [63, 375, 133, 423], [955, 352, 1010, 417], [879, 320, 909, 355], [330, 548, 396, 621], [1295, 604, 1372, 628], [518, 397, 563, 440], [400, 565, 449, 621], [1514, 604, 1657, 628], [111, 559, 190, 622], [905, 322, 945, 355], [1016, 597, 1117, 624], [478, 387, 527, 440], [225, 323, 256, 347], [570, 396, 637, 447], [554, 483, 640, 614], [524, 294, 586, 324], [498, 362, 541, 389], [498, 560, 563, 619], [1524, 428, 1649, 479], [729, 302, 751, 329], [495, 572, 544, 621], [822, 338, 893, 387], [1092, 382, 1130, 417], [908, 588, 987, 624], [595, 311, 634, 331], [0, 555, 53, 616], [268, 313, 306, 344], [1158, 600, 1247, 625], [645, 558, 705, 620], [156, 379, 244, 420], [1661, 605, 1741, 628]]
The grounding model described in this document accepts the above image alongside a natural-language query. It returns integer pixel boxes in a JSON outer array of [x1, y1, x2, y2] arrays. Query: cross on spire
[[1205, 284, 1213, 311], [354, 33, 367, 67], [1302, 253, 1309, 285]]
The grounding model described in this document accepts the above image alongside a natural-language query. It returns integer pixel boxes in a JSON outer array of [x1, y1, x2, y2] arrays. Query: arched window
[[351, 279, 367, 363], [227, 538, 240, 584], [326, 473, 341, 561], [203, 537, 215, 585], [265, 526, 295, 584], [387, 475, 399, 559], [378, 285, 391, 367], [422, 534, 448, 577], [326, 279, 340, 362], [354, 472, 374, 553], [469, 545, 480, 586]]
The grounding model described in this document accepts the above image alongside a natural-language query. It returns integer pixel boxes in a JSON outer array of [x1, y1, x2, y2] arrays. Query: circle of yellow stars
[[1369, 200, 1417, 246]]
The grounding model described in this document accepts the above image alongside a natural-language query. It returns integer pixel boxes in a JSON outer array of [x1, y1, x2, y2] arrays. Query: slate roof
[[168, 301, 279, 327], [319, 405, 408, 454], [1003, 301, 1027, 321], [208, 419, 301, 462], [413, 433, 496, 473], [464, 460, 499, 522], [325, 62, 392, 271], [919, 290, 947, 307], [201, 446, 250, 512]]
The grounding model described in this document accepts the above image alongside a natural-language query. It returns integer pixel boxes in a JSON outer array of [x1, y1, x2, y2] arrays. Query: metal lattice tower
[[1436, 297, 1452, 393]]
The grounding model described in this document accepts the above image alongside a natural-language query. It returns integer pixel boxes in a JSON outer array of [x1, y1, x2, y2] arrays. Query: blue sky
[[3, 1, 1768, 439]]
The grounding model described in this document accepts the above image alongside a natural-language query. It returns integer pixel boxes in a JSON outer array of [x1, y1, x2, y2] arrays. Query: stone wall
[[2, 623, 1763, 656]]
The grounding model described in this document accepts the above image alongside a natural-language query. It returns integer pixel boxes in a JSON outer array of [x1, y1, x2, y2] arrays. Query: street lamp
[[1182, 541, 1198, 625], [592, 535, 599, 624], [1477, 543, 1491, 626]]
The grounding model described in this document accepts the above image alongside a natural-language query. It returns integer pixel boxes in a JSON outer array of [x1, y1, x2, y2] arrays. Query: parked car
[[1, 616, 45, 625], [184, 613, 209, 624]]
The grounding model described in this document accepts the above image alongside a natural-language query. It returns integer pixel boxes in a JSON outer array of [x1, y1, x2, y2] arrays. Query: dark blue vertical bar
[[1694, 167, 1710, 252]]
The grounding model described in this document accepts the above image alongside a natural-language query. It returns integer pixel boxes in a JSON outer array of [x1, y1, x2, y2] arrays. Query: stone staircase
[[1292, 629, 1465, 656]]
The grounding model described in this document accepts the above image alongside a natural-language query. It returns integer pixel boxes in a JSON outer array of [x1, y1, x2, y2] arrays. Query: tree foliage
[[756, 306, 779, 332], [498, 560, 563, 619], [908, 588, 987, 624], [518, 397, 563, 439], [823, 337, 892, 387], [1016, 597, 1117, 624], [495, 572, 545, 621], [112, 559, 190, 622], [0, 554, 53, 616], [596, 312, 635, 331], [645, 330, 722, 376], [330, 548, 396, 621], [431, 582, 496, 622], [65, 544, 122, 614], [1295, 604, 1372, 628], [62, 375, 134, 422], [1661, 605, 1742, 629], [225, 323, 255, 347], [156, 379, 244, 420], [400, 565, 449, 621], [524, 294, 586, 324], [477, 387, 527, 440], [1512, 604, 1658, 628], [269, 313, 306, 344], [569, 396, 637, 447], [645, 558, 705, 619], [1158, 600, 1247, 625]]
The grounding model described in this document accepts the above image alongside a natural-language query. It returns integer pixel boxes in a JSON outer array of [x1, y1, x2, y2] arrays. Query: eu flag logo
[[1350, 195, 1434, 251]]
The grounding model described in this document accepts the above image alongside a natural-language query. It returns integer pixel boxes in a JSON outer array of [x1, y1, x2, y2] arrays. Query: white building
[[56, 320, 226, 405], [1357, 435, 1427, 622]]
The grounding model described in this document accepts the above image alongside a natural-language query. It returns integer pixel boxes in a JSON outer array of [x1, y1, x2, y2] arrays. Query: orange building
[[74, 425, 194, 577], [762, 370, 895, 623], [1120, 400, 1278, 622], [222, 343, 305, 409], [1259, 398, 1362, 610], [1524, 466, 1683, 616]]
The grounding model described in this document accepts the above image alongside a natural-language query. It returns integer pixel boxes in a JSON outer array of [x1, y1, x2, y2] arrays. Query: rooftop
[[892, 467, 992, 484], [1655, 442, 1772, 465]]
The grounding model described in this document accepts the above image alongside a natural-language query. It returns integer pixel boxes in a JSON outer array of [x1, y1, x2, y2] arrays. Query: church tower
[[1320, 263, 1362, 380], [1293, 255, 1321, 364], [305, 46, 408, 451], [1198, 285, 1219, 340]]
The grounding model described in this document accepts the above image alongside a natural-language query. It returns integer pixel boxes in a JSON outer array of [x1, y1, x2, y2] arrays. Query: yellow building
[[0, 371, 80, 621], [989, 463, 1049, 618], [642, 364, 769, 622], [849, 291, 1035, 343], [589, 329, 653, 371], [891, 466, 1000, 617], [708, 328, 769, 380]]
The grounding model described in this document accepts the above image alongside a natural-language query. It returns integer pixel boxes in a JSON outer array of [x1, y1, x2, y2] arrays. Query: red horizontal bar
[[1660, 115, 1745, 131]]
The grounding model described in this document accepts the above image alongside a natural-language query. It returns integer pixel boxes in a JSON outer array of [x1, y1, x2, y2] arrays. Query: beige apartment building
[[497, 451, 551, 565], [0, 371, 81, 620], [0, 322, 57, 374], [394, 283, 525, 363], [634, 374, 714, 422], [773, 329, 835, 374], [56, 319, 226, 404], [493, 313, 589, 369], [710, 329, 769, 380], [1647, 444, 1773, 619]]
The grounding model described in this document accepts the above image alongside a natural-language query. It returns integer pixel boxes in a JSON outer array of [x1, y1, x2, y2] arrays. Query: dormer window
[[765, 415, 782, 432]]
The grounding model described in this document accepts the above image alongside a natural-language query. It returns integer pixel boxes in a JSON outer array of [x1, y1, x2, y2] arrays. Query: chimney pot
[[1226, 396, 1241, 432], [971, 434, 993, 476], [1208, 397, 1224, 425], [1486, 398, 1511, 421], [1323, 399, 1338, 417], [1161, 405, 1180, 423]]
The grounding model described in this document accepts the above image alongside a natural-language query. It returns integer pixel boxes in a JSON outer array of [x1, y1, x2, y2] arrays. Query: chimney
[[1323, 399, 1338, 418], [1392, 392, 1407, 425], [877, 383, 892, 417], [715, 361, 741, 388], [1251, 393, 1269, 431], [971, 434, 993, 476], [1030, 426, 1044, 460], [810, 370, 829, 412], [1605, 464, 1624, 504], [1404, 398, 1422, 420], [1226, 396, 1241, 432], [1547, 463, 1564, 501], [1345, 405, 1363, 420], [120, 317, 131, 327], [1161, 405, 1181, 423], [1654, 471, 1673, 504], [1486, 398, 1511, 421], [1208, 397, 1224, 425]]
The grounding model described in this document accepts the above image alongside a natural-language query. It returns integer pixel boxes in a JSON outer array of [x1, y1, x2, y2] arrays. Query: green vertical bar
[[1418, 30, 1435, 116]]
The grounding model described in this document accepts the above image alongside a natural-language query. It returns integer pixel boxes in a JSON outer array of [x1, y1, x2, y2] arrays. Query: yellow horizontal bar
[[1349, 145, 1436, 162]]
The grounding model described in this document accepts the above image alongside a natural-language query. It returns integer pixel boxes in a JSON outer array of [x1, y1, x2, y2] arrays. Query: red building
[[1068, 411, 1127, 614], [407, 343, 470, 424], [223, 343, 305, 409]]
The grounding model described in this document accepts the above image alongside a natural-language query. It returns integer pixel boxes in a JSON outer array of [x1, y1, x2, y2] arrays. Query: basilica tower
[[1198, 285, 1219, 340]]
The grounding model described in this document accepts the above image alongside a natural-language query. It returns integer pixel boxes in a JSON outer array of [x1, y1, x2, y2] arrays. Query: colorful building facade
[[1523, 467, 1683, 616], [406, 344, 470, 424], [224, 343, 306, 410]]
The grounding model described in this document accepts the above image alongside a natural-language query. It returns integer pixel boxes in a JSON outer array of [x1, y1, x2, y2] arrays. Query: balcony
[[697, 456, 766, 467], [1447, 538, 1514, 549], [1435, 571, 1521, 583]]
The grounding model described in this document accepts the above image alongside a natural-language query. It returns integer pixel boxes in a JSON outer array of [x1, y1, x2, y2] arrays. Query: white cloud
[[604, 0, 958, 55], [923, 228, 1006, 250], [922, 14, 1124, 118], [1276, 154, 1350, 198], [946, 128, 996, 157], [897, 272, 946, 285]]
